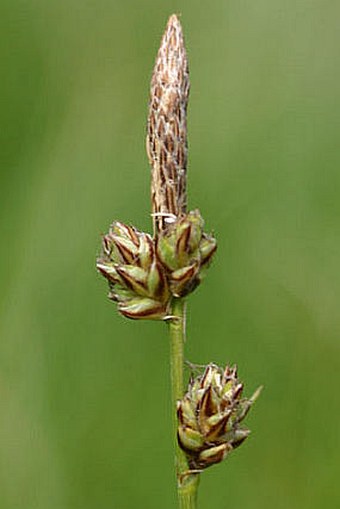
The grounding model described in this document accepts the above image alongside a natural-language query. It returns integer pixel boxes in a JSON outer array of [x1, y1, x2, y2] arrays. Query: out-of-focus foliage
[[0, 1, 339, 508]]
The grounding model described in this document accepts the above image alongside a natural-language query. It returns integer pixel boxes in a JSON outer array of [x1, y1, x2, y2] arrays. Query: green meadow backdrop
[[1, 1, 339, 508]]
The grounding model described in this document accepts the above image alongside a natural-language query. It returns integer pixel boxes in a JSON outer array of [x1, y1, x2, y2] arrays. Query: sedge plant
[[96, 14, 261, 509]]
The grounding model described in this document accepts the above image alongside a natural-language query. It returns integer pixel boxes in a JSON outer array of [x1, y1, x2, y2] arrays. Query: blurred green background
[[1, 1, 339, 508]]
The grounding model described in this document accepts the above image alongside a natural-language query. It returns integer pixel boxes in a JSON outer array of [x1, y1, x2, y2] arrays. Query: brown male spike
[[147, 14, 190, 235]]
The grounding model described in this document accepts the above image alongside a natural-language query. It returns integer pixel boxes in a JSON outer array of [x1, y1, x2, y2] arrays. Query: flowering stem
[[169, 297, 200, 508]]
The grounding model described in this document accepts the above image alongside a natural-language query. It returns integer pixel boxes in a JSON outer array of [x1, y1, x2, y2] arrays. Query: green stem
[[169, 297, 200, 509]]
